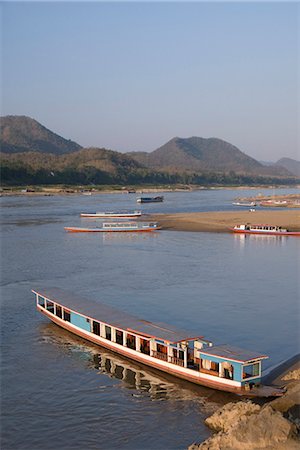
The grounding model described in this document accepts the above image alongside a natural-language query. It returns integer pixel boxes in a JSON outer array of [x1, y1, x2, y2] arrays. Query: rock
[[271, 382, 300, 413], [282, 369, 300, 381], [204, 401, 260, 432], [189, 401, 297, 450]]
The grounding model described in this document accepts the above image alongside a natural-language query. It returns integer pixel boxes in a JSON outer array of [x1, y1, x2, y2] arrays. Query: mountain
[[275, 158, 300, 177], [128, 137, 291, 177], [0, 115, 81, 155], [1, 116, 297, 185]]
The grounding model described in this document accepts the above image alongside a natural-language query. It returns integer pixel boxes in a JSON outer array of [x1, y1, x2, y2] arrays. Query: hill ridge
[[1, 115, 81, 155]]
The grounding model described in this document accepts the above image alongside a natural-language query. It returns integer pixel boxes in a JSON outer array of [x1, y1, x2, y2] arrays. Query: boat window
[[46, 301, 55, 314], [116, 329, 123, 345], [140, 338, 150, 355], [92, 321, 100, 336], [126, 333, 136, 350], [222, 362, 234, 380], [105, 326, 111, 341], [200, 359, 219, 375], [63, 309, 71, 322], [157, 343, 167, 354], [56, 305, 62, 318], [38, 296, 45, 308], [243, 362, 260, 379]]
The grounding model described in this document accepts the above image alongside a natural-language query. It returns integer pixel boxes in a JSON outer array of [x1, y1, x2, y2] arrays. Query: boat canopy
[[199, 344, 268, 363], [32, 287, 204, 344]]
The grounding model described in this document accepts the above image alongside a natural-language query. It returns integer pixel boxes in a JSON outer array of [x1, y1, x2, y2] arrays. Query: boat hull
[[64, 226, 161, 232], [37, 305, 283, 397], [232, 203, 256, 207], [80, 213, 142, 218], [230, 228, 300, 236]]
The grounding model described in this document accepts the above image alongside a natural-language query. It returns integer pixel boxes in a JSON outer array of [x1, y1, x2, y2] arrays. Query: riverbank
[[1, 185, 299, 197], [189, 356, 300, 449], [149, 210, 300, 233]]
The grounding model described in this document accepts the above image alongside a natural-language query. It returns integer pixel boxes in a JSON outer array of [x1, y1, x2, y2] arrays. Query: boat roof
[[33, 287, 204, 344], [199, 344, 268, 363], [96, 210, 140, 213]]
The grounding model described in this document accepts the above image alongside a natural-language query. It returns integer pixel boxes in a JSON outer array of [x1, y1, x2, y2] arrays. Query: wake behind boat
[[80, 210, 142, 218], [64, 221, 161, 232], [230, 224, 300, 236], [33, 287, 284, 397]]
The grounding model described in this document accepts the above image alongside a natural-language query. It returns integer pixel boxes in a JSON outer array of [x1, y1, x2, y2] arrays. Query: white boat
[[260, 200, 288, 207], [80, 210, 142, 218], [64, 221, 161, 232], [230, 224, 300, 236], [33, 287, 284, 397], [232, 202, 257, 207]]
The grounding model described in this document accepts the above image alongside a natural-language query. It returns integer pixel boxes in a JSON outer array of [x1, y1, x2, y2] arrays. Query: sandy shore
[[149, 210, 300, 233]]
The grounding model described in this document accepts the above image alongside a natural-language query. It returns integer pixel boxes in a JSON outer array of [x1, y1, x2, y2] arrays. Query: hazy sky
[[1, 1, 299, 161]]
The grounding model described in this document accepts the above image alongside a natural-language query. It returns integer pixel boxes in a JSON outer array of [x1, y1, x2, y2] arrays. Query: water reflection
[[3, 218, 62, 226], [233, 233, 288, 248], [40, 323, 232, 405], [102, 231, 159, 244]]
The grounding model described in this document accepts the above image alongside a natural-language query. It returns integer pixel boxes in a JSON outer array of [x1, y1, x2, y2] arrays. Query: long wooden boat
[[137, 196, 164, 204], [260, 200, 288, 207], [80, 210, 142, 218], [230, 224, 300, 236], [64, 221, 161, 233], [232, 201, 257, 207], [33, 287, 284, 397]]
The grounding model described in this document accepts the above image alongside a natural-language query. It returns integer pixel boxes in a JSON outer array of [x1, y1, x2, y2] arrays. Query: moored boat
[[230, 224, 300, 236], [137, 196, 164, 204], [232, 201, 257, 207], [33, 287, 284, 397], [80, 210, 142, 218], [260, 200, 288, 207], [64, 221, 161, 232]]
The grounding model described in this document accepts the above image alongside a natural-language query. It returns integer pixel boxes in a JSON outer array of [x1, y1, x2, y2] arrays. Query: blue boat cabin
[[198, 344, 267, 388]]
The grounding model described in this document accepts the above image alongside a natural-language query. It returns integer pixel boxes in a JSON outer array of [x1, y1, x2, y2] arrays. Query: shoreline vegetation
[[1, 184, 300, 195], [189, 356, 300, 449]]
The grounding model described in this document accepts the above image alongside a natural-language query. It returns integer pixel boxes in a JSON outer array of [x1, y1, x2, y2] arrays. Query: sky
[[1, 1, 299, 162]]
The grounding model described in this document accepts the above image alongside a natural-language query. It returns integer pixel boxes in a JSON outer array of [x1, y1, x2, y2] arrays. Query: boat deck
[[33, 287, 203, 343]]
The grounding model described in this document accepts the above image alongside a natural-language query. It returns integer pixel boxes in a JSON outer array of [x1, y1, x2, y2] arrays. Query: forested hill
[[1, 115, 298, 186], [128, 137, 291, 177], [1, 116, 81, 155], [275, 158, 300, 177]]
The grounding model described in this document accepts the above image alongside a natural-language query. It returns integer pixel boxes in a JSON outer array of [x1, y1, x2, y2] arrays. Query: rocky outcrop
[[189, 370, 300, 450], [282, 369, 300, 381]]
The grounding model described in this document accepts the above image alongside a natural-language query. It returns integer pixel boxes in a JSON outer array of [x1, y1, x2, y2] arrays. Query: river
[[1, 188, 299, 449]]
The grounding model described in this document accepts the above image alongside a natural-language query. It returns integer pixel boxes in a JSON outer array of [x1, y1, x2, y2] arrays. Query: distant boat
[[230, 224, 300, 236], [80, 210, 142, 218], [33, 287, 284, 397], [232, 201, 257, 207], [137, 196, 164, 204], [64, 221, 161, 233], [260, 200, 288, 207]]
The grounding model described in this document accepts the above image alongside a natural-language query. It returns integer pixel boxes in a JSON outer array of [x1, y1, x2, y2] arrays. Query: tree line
[[1, 163, 298, 187]]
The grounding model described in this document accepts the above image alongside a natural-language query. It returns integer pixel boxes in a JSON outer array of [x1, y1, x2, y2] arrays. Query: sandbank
[[149, 210, 300, 232]]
